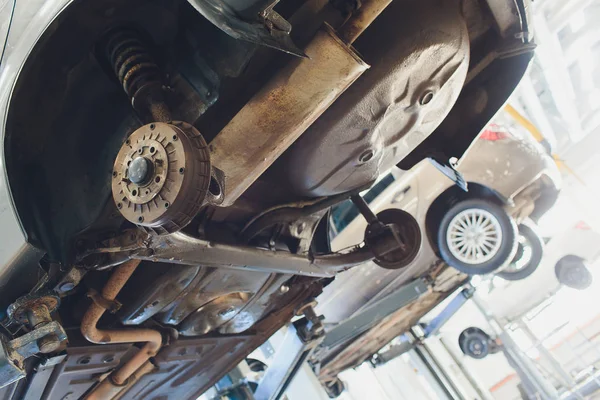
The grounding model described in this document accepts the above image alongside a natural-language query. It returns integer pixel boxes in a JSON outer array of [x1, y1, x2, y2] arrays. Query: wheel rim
[[446, 208, 503, 265]]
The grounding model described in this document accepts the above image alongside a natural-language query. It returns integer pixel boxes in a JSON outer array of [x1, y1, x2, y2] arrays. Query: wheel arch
[[424, 182, 507, 253]]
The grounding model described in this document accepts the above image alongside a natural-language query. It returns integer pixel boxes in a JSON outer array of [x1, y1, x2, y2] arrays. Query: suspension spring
[[104, 28, 171, 122]]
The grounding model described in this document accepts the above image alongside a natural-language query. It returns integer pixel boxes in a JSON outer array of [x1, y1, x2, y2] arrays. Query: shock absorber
[[104, 28, 171, 122]]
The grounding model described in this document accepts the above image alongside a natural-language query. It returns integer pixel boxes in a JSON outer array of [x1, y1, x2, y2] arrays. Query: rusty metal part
[[10, 279, 324, 399], [82, 260, 163, 399], [23, 302, 62, 354], [7, 293, 60, 326], [105, 28, 171, 122], [130, 231, 374, 277], [0, 320, 68, 387], [113, 361, 156, 400], [364, 209, 422, 270], [112, 122, 211, 234], [336, 0, 392, 45], [209, 24, 368, 207], [3, 293, 67, 367]]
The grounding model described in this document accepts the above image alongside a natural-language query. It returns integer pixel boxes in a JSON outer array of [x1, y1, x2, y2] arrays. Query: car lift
[[214, 277, 431, 400], [214, 300, 326, 400], [370, 284, 476, 367]]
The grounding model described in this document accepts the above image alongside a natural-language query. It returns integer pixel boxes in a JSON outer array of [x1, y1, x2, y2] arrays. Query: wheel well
[[424, 183, 505, 252]]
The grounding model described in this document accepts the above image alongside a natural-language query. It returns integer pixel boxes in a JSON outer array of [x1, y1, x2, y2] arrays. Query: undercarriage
[[0, 0, 534, 397]]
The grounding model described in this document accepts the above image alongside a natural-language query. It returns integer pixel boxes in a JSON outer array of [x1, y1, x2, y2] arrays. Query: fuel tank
[[281, 0, 470, 196]]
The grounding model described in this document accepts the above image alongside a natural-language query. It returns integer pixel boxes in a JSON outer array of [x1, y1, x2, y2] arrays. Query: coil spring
[[105, 29, 162, 99]]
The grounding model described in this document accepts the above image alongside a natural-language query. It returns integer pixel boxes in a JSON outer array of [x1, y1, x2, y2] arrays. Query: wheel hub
[[128, 156, 153, 185], [112, 121, 211, 234], [446, 208, 502, 265]]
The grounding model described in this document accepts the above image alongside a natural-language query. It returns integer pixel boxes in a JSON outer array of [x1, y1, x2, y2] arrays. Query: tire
[[437, 199, 517, 275], [555, 255, 592, 290], [496, 221, 544, 281]]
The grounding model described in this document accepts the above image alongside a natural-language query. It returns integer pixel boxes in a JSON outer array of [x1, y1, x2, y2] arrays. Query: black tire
[[496, 221, 544, 281], [437, 199, 517, 275], [555, 255, 592, 290]]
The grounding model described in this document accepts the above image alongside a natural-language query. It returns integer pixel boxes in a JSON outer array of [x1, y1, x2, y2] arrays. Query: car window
[[330, 173, 396, 236]]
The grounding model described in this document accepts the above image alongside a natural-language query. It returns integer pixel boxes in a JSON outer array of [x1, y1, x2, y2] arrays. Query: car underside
[[0, 0, 534, 397]]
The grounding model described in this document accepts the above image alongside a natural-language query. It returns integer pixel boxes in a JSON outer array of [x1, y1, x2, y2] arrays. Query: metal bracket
[[0, 321, 67, 389], [87, 289, 122, 314], [428, 157, 468, 192], [254, 303, 325, 400], [422, 286, 474, 338], [187, 0, 306, 57], [78, 230, 375, 278]]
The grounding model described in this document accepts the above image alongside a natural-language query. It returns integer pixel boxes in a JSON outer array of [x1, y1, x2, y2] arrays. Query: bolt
[[280, 285, 290, 294], [38, 334, 61, 354], [27, 304, 52, 329]]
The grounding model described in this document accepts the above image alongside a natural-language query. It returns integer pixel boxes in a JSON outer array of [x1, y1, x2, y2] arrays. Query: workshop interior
[[0, 0, 598, 398]]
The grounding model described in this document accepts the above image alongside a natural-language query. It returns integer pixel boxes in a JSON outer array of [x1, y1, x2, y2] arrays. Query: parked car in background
[[484, 221, 600, 322], [331, 123, 561, 278], [312, 123, 561, 392]]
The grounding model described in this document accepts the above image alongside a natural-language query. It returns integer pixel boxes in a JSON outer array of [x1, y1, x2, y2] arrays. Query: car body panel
[[0, 0, 72, 308], [459, 127, 561, 200]]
